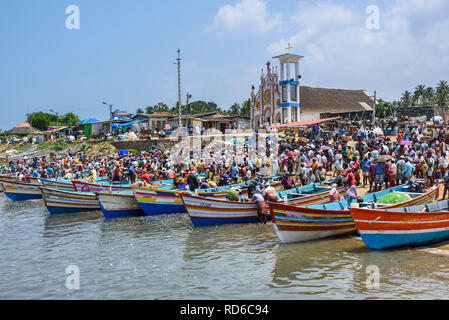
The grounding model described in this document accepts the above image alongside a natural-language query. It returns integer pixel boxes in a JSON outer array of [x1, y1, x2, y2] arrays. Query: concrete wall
[[110, 139, 178, 152], [396, 106, 439, 120]]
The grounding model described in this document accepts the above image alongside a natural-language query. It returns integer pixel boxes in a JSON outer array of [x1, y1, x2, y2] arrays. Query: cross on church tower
[[286, 43, 293, 53]]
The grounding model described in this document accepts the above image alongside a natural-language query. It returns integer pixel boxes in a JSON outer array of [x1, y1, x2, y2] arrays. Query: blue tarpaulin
[[117, 150, 129, 158], [76, 118, 100, 125], [111, 120, 141, 128], [111, 116, 131, 121]]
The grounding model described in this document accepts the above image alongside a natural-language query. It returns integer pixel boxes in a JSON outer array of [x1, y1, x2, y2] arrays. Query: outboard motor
[[409, 178, 426, 193], [332, 176, 344, 187]]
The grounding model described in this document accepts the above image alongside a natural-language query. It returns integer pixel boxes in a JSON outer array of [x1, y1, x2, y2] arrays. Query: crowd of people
[[3, 117, 449, 222]]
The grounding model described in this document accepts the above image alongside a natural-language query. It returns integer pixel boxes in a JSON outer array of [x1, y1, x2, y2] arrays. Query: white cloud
[[266, 0, 449, 100], [206, 0, 283, 35]]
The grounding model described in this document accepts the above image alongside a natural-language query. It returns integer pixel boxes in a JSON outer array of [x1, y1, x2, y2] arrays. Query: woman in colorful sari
[[344, 185, 358, 201]]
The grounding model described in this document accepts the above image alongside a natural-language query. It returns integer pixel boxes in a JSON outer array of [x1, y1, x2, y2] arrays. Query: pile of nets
[[377, 192, 411, 205]]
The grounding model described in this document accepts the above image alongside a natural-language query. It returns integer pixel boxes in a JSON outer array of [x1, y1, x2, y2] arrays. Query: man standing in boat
[[187, 168, 199, 192]]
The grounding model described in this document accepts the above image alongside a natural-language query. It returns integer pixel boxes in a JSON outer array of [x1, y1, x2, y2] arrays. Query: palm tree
[[229, 103, 241, 116], [436, 80, 449, 123], [153, 102, 169, 113], [136, 108, 144, 114], [401, 91, 413, 107], [413, 85, 426, 106], [240, 99, 251, 117], [145, 105, 154, 114], [422, 87, 435, 106]]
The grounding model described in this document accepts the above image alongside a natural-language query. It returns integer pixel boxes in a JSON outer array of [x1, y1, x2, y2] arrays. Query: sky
[[1, 0, 448, 130]]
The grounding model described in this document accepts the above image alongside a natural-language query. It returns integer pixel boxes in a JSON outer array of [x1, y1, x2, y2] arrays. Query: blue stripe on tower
[[279, 80, 300, 85], [280, 103, 300, 108]]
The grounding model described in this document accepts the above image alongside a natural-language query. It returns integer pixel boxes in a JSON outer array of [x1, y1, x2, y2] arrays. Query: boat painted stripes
[[131, 187, 188, 215], [70, 174, 209, 193], [71, 179, 174, 193], [286, 185, 348, 206], [39, 178, 76, 191], [40, 186, 99, 214], [351, 199, 449, 250], [96, 191, 144, 219], [180, 184, 348, 226], [0, 178, 42, 201], [181, 194, 263, 226], [270, 184, 439, 244], [131, 177, 286, 216]]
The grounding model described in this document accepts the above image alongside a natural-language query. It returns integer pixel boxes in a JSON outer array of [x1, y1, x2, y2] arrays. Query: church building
[[250, 51, 375, 129]]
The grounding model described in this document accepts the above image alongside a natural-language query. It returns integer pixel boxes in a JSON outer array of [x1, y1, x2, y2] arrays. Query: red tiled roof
[[15, 122, 31, 128]]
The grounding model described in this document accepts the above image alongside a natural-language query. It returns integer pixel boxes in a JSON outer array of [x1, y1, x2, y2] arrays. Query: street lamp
[[25, 113, 33, 143], [49, 108, 59, 126], [102, 101, 113, 135], [186, 93, 192, 114]]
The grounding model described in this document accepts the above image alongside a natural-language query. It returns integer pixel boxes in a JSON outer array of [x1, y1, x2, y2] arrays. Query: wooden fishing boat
[[40, 178, 76, 191], [70, 173, 210, 193], [351, 199, 449, 250], [71, 179, 173, 193], [40, 186, 99, 214], [269, 184, 439, 244], [181, 194, 262, 225], [286, 184, 348, 206], [96, 191, 144, 219], [180, 183, 348, 226], [132, 177, 287, 216], [0, 178, 42, 201]]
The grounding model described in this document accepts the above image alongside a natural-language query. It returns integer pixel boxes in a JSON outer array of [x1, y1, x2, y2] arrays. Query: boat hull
[[270, 186, 439, 244], [181, 184, 347, 227], [287, 185, 348, 206], [273, 223, 356, 243], [0, 179, 42, 201], [351, 203, 449, 250], [40, 178, 75, 191], [132, 187, 187, 215], [72, 180, 131, 193], [96, 192, 144, 219], [40, 187, 99, 214], [181, 194, 264, 226]]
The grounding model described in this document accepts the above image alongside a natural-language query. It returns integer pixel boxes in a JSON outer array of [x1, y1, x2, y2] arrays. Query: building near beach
[[8, 122, 45, 137], [250, 52, 375, 129]]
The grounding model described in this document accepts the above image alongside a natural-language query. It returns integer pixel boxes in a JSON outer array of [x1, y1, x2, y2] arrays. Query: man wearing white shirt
[[440, 152, 449, 178]]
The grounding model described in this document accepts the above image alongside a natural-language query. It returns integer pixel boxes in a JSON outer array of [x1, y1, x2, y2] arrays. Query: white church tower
[[273, 49, 303, 124]]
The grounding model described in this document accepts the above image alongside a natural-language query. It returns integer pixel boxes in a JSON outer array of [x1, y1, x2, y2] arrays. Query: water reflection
[[3, 192, 449, 299], [183, 222, 277, 263], [43, 210, 102, 233], [1, 198, 44, 217]]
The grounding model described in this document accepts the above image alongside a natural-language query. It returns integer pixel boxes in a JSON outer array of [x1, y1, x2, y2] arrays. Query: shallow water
[[1, 194, 449, 300]]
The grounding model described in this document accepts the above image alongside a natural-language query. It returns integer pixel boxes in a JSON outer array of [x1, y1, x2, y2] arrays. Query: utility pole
[[102, 101, 113, 135], [372, 90, 377, 126], [49, 109, 59, 126], [177, 49, 182, 128], [25, 113, 32, 143]]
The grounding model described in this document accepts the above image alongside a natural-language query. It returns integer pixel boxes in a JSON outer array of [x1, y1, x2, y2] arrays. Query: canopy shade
[[267, 116, 340, 129], [112, 120, 141, 128], [111, 116, 131, 121], [76, 118, 100, 125]]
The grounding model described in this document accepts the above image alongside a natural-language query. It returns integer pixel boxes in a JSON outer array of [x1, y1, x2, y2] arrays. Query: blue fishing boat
[[0, 178, 43, 201], [270, 183, 439, 244], [351, 199, 449, 250], [132, 174, 285, 216], [181, 180, 346, 226], [40, 186, 99, 214]]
